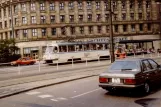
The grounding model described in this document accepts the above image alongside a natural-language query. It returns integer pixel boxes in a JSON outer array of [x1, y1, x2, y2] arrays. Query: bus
[[43, 41, 110, 64]]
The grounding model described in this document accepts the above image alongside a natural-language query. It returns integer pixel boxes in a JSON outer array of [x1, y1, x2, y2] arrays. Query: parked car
[[99, 58, 161, 94], [11, 57, 36, 66]]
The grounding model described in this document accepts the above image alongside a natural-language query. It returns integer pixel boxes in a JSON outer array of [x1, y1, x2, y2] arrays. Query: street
[[0, 76, 161, 107]]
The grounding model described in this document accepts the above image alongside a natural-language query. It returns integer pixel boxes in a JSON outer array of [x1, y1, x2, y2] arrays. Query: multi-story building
[[0, 0, 160, 59]]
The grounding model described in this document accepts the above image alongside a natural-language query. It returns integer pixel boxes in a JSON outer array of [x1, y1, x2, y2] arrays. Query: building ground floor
[[16, 35, 161, 60]]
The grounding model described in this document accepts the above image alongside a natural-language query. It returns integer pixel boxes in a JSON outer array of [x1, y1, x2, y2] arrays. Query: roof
[[118, 39, 161, 44]]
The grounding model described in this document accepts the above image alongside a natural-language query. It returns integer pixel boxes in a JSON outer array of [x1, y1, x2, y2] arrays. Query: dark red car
[[11, 57, 36, 66]]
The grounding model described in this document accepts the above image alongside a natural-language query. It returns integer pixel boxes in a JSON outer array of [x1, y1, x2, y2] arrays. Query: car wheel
[[143, 83, 150, 94]]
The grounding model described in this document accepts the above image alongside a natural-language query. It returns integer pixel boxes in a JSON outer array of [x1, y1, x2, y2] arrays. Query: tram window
[[84, 45, 87, 51], [53, 46, 58, 53], [68, 45, 75, 52], [59, 46, 67, 52], [97, 44, 103, 50], [105, 44, 108, 49], [75, 45, 79, 51]]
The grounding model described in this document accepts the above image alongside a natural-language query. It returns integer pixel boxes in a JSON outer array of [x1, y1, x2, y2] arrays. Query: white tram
[[43, 41, 110, 64]]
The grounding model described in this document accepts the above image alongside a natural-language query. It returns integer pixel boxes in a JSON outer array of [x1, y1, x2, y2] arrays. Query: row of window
[[0, 24, 152, 40], [0, 0, 151, 18]]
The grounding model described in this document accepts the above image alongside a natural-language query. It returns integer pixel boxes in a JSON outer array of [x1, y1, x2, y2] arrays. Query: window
[[148, 59, 158, 69], [80, 26, 84, 34], [142, 60, 152, 70], [41, 15, 46, 24], [89, 26, 93, 34], [87, 14, 92, 21], [131, 24, 135, 32], [146, 0, 151, 8], [31, 3, 36, 11], [50, 3, 55, 10], [3, 21, 6, 28], [0, 22, 2, 29], [60, 2, 64, 10], [21, 4, 26, 11], [138, 1, 142, 9], [106, 25, 109, 33], [104, 1, 108, 11], [52, 28, 56, 35], [40, 3, 45, 11], [14, 5, 18, 13], [79, 15, 83, 22], [130, 0, 134, 9], [31, 16, 36, 24], [69, 15, 74, 22], [114, 14, 117, 21], [147, 12, 150, 20], [123, 25, 127, 32], [139, 24, 143, 31], [96, 14, 101, 21], [114, 25, 118, 32], [96, 2, 100, 10], [130, 13, 134, 20], [139, 13, 142, 20], [22, 17, 27, 24], [97, 26, 102, 33], [15, 18, 18, 25], [122, 13, 126, 20], [32, 29, 37, 36], [60, 15, 65, 22], [147, 24, 151, 31], [4, 8, 6, 16], [122, 0, 126, 9], [70, 27, 75, 35], [42, 28, 46, 36], [23, 29, 27, 37], [78, 2, 83, 10], [105, 14, 109, 21], [50, 15, 55, 23], [69, 2, 74, 10], [61, 27, 66, 35], [112, 1, 117, 10], [87, 1, 92, 10]]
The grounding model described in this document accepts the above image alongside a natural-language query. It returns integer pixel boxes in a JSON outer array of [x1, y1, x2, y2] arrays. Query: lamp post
[[10, 0, 14, 39], [109, 0, 115, 63]]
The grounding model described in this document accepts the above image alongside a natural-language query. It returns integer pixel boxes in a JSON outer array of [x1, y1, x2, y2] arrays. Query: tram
[[43, 41, 110, 64]]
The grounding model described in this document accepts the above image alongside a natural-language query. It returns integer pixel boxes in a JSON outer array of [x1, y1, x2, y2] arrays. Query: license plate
[[112, 78, 120, 83]]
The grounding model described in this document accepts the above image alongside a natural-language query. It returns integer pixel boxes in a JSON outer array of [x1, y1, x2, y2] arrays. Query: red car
[[11, 57, 36, 66]]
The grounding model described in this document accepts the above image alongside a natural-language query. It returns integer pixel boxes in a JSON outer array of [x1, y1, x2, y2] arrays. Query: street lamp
[[10, 0, 14, 39], [109, 0, 115, 63]]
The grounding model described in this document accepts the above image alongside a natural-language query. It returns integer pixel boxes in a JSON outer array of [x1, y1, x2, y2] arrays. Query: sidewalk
[[0, 55, 161, 99]]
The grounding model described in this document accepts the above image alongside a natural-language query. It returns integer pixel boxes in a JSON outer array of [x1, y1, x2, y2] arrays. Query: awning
[[118, 39, 161, 44]]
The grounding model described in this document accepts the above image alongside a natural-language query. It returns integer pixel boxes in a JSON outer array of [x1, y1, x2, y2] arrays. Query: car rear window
[[110, 61, 139, 71]]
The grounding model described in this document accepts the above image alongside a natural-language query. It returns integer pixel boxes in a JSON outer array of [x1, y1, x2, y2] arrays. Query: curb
[[0, 74, 98, 99]]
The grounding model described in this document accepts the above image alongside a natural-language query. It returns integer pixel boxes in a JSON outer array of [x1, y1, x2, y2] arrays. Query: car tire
[[143, 82, 150, 94]]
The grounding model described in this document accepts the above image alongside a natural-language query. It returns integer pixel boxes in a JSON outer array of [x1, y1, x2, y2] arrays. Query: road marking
[[38, 95, 53, 98], [57, 97, 67, 100], [51, 99, 58, 102], [26, 91, 41, 95], [71, 88, 101, 99]]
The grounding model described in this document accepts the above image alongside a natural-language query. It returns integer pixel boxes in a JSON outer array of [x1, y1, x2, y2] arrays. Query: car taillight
[[99, 77, 108, 83], [124, 79, 136, 84]]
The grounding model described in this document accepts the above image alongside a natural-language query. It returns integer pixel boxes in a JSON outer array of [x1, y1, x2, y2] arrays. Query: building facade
[[0, 0, 160, 59]]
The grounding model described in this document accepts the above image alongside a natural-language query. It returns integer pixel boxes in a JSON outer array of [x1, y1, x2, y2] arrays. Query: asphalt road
[[1, 76, 161, 107]]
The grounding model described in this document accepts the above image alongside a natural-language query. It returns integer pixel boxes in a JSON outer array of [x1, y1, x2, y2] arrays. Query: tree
[[0, 39, 21, 63]]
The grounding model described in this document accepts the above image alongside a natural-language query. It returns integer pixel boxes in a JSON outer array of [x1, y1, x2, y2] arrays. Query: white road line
[[71, 88, 101, 99], [38, 95, 53, 98], [51, 99, 58, 102], [26, 91, 41, 95], [57, 97, 67, 100]]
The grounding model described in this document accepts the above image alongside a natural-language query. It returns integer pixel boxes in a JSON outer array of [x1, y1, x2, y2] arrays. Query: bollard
[[72, 58, 74, 68], [18, 64, 21, 75], [86, 58, 87, 66], [39, 61, 40, 72], [98, 56, 100, 64], [142, 52, 144, 58], [57, 60, 59, 70]]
